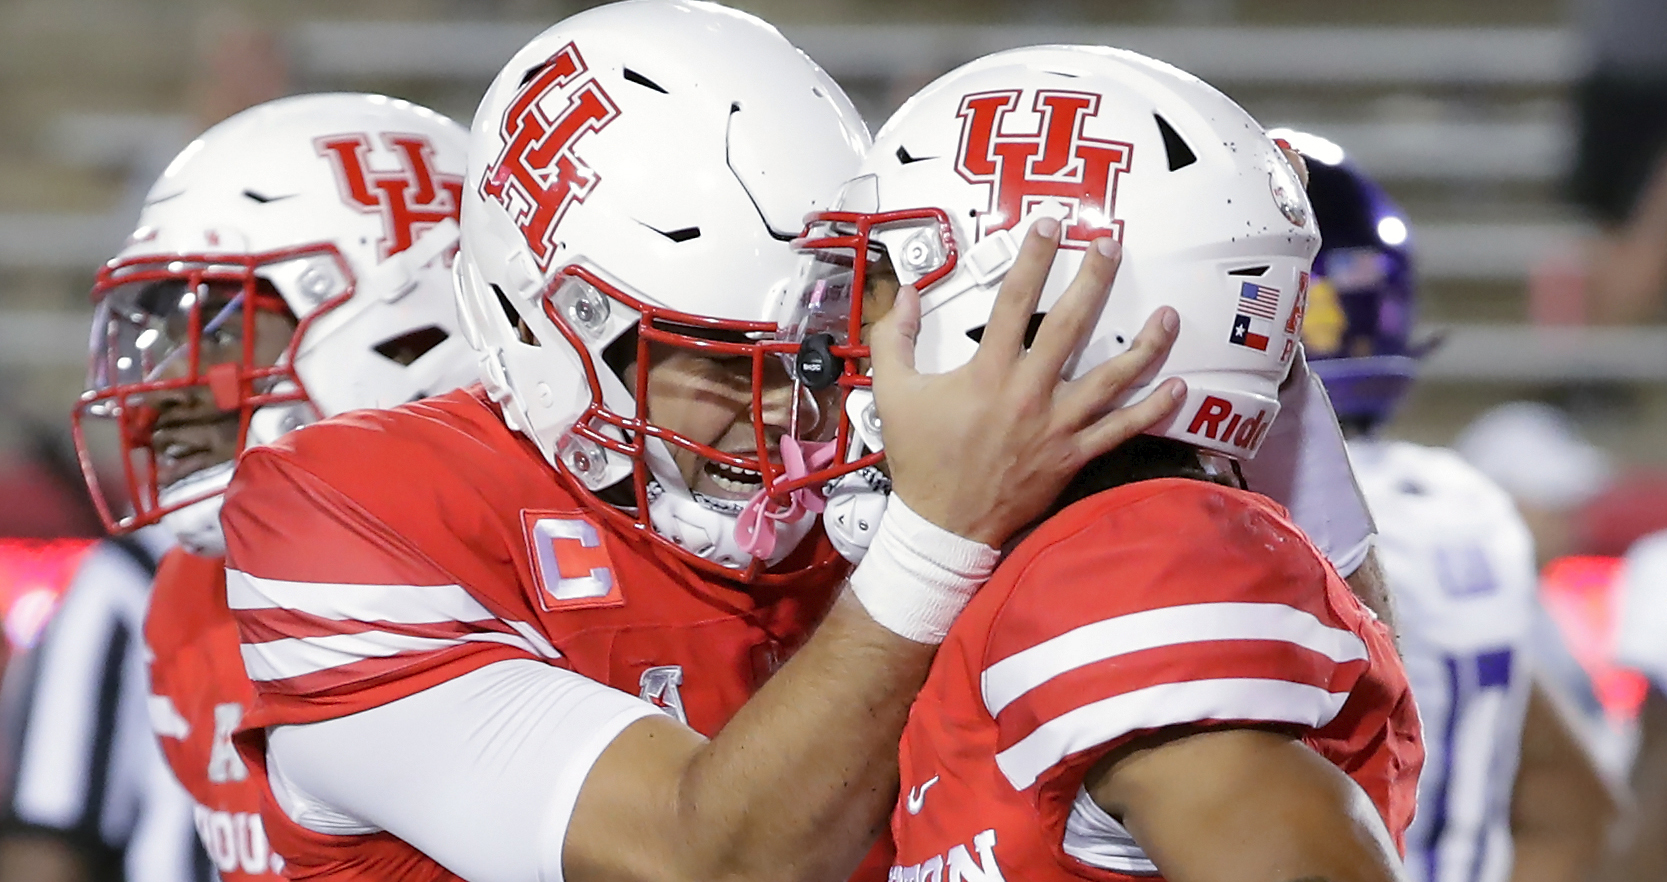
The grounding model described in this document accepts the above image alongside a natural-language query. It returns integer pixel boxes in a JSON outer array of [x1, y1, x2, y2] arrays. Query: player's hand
[[868, 217, 1185, 547]]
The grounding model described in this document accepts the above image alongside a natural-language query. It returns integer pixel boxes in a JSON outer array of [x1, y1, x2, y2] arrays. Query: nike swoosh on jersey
[[906, 776, 940, 814]]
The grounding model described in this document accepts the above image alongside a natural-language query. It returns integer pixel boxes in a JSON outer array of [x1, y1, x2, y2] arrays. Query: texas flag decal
[[1230, 314, 1271, 351], [1229, 281, 1280, 352], [522, 510, 624, 611]]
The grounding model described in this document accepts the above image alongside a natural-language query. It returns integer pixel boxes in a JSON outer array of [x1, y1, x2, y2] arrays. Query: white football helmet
[[73, 93, 479, 553], [453, 0, 869, 582], [785, 45, 1321, 559]]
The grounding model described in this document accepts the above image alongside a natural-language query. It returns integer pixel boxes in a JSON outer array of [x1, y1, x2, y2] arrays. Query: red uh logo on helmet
[[481, 42, 621, 270], [317, 133, 464, 261], [954, 90, 1133, 249]]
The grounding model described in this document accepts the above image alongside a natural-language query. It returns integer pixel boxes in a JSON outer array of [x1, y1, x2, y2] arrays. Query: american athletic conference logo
[[316, 133, 464, 261], [954, 90, 1133, 250], [481, 42, 621, 270]]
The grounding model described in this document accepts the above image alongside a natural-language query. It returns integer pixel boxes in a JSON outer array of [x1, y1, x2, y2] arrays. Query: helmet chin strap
[[158, 461, 235, 556], [160, 395, 315, 557], [735, 437, 836, 561], [640, 436, 820, 570]]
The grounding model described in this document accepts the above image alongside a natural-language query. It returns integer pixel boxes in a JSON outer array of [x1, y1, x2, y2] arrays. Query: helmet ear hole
[[601, 327, 638, 381], [491, 283, 519, 330], [373, 326, 451, 366], [489, 284, 541, 347]]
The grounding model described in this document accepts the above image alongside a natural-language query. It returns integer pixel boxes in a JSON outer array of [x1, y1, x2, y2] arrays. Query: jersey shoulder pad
[[988, 478, 1337, 646], [144, 548, 227, 653], [971, 479, 1373, 791]]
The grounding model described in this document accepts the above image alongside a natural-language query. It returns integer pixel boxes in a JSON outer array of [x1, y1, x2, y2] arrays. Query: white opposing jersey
[[1350, 439, 1538, 882], [1617, 530, 1667, 692]]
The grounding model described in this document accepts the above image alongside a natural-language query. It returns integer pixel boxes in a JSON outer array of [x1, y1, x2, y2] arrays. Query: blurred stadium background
[[0, 0, 1662, 531]]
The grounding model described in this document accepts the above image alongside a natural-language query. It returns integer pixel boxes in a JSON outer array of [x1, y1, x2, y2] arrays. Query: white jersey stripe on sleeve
[[226, 569, 497, 625], [501, 619, 563, 660], [242, 627, 557, 684], [993, 677, 1351, 790], [241, 631, 467, 683], [981, 602, 1367, 716]]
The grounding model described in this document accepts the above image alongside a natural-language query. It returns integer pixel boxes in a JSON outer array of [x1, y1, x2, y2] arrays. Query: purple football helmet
[[1271, 130, 1423, 430]]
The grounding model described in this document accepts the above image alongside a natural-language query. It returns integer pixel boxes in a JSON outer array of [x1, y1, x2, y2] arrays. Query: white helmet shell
[[803, 45, 1318, 462], [453, 0, 870, 578], [77, 93, 479, 541]]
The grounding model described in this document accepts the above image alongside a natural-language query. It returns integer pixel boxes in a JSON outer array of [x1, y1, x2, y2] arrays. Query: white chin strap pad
[[824, 471, 890, 565], [158, 460, 235, 556], [157, 399, 315, 559], [647, 487, 816, 570], [641, 439, 814, 570], [1239, 351, 1376, 577]]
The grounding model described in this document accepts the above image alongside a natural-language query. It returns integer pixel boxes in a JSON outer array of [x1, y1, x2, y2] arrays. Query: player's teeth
[[708, 460, 762, 494], [711, 473, 752, 493], [163, 443, 192, 459]]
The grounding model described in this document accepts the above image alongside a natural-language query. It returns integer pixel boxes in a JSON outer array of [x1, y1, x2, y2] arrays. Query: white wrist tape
[[848, 494, 1001, 644]]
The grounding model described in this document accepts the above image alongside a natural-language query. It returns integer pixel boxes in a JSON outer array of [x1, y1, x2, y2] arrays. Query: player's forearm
[[669, 593, 932, 882], [1091, 729, 1407, 882], [569, 496, 994, 882], [569, 595, 928, 882]]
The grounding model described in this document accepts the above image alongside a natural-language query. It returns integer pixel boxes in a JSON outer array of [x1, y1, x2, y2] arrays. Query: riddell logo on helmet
[[481, 42, 621, 270], [317, 133, 464, 261], [954, 90, 1133, 249], [1185, 395, 1272, 451]]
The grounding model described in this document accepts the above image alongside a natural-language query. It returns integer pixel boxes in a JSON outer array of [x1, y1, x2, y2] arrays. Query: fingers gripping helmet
[[1268, 129, 1422, 432], [453, 0, 869, 581], [793, 44, 1318, 489], [73, 93, 478, 552]]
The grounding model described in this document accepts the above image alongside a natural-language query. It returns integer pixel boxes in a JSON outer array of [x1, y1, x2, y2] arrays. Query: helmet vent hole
[[642, 223, 701, 243], [373, 326, 451, 366], [243, 189, 284, 204], [519, 60, 552, 87], [623, 68, 668, 94], [1154, 114, 1197, 171], [966, 312, 1047, 349], [1227, 265, 1269, 277]]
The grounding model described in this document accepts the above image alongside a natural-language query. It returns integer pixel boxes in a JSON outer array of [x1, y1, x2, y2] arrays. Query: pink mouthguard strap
[[735, 437, 837, 560]]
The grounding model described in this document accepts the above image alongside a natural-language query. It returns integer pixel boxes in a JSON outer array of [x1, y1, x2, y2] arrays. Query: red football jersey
[[887, 479, 1423, 882], [220, 386, 851, 880], [145, 548, 283, 880]]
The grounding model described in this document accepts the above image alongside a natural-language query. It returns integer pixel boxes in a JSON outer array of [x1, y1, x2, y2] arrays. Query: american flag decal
[[1238, 282, 1281, 320]]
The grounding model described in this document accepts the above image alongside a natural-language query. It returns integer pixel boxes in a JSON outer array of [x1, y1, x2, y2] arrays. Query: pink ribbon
[[735, 437, 837, 560]]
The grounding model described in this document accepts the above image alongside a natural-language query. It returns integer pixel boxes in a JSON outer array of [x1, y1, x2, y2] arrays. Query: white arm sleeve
[[266, 659, 663, 882]]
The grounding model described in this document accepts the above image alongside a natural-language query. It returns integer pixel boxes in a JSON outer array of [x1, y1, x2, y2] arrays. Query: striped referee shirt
[[0, 531, 214, 881]]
